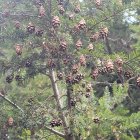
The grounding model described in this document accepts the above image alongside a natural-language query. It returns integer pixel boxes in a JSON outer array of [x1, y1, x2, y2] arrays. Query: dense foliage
[[0, 0, 140, 139]]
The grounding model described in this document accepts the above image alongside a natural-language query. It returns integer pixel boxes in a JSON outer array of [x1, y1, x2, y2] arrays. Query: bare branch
[[45, 126, 65, 138], [49, 69, 70, 136], [0, 92, 24, 113]]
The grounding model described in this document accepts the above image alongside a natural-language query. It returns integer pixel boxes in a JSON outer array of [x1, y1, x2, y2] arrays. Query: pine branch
[[49, 69, 70, 136], [0, 92, 66, 138], [88, 9, 124, 30], [45, 126, 65, 138], [0, 92, 24, 113]]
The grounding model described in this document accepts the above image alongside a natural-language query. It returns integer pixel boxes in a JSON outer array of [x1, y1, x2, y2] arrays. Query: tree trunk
[[105, 36, 112, 54], [65, 135, 76, 140]]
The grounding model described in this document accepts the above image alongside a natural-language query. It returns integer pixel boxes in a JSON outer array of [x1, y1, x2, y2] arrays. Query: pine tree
[[0, 0, 140, 139]]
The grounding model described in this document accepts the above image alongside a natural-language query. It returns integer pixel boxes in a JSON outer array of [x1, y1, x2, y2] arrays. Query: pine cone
[[50, 119, 57, 127], [15, 75, 23, 81], [15, 44, 22, 55], [79, 54, 86, 66], [27, 22, 35, 34], [66, 74, 72, 84], [6, 74, 14, 83], [25, 60, 32, 67], [90, 32, 100, 42], [117, 67, 123, 75], [105, 60, 114, 73], [74, 5, 81, 13], [8, 117, 14, 126], [78, 19, 86, 30], [85, 92, 91, 98], [72, 64, 79, 74], [35, 28, 44, 37], [86, 83, 92, 92], [76, 39, 82, 49], [124, 71, 133, 79], [59, 41, 67, 51], [95, 0, 101, 7], [71, 25, 80, 35], [57, 72, 63, 80], [68, 13, 74, 20], [87, 43, 94, 51], [70, 99, 76, 106], [98, 67, 108, 75], [99, 27, 108, 39], [39, 5, 45, 17], [14, 21, 20, 29], [93, 117, 100, 123], [136, 77, 140, 87], [52, 16, 60, 28], [58, 5, 65, 15], [115, 57, 123, 67], [91, 69, 99, 79], [48, 59, 55, 68], [77, 73, 84, 80]]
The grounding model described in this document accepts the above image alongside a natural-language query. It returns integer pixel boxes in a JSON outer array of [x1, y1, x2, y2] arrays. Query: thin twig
[[0, 92, 24, 113]]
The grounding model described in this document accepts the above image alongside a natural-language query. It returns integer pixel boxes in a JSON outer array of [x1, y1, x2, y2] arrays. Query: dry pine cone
[[15, 44, 22, 55], [39, 5, 45, 17], [52, 16, 60, 28]]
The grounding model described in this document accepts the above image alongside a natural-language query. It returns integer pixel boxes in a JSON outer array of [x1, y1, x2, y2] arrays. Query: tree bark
[[105, 36, 112, 54], [49, 69, 73, 139]]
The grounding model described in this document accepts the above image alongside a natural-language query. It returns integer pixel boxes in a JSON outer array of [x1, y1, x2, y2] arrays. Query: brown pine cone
[[124, 71, 133, 79], [78, 19, 86, 30], [57, 72, 63, 80], [93, 117, 100, 123], [105, 60, 114, 73], [95, 0, 101, 7], [58, 5, 65, 15], [8, 117, 14, 126], [14, 21, 20, 29], [115, 57, 123, 67], [87, 43, 94, 51], [79, 54, 86, 66], [59, 41, 67, 51], [15, 44, 22, 55], [98, 67, 108, 75], [71, 25, 80, 35], [90, 32, 100, 42], [68, 13, 74, 20], [117, 67, 123, 75], [39, 5, 45, 17], [86, 83, 92, 92], [91, 69, 99, 79], [137, 77, 140, 87], [72, 64, 79, 74], [136, 77, 140, 87], [70, 99, 76, 106], [27, 22, 35, 34], [76, 39, 82, 49], [85, 92, 91, 98], [74, 5, 81, 13], [99, 27, 108, 39], [66, 74, 72, 84], [35, 28, 44, 37], [52, 16, 60, 28], [48, 59, 55, 68]]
